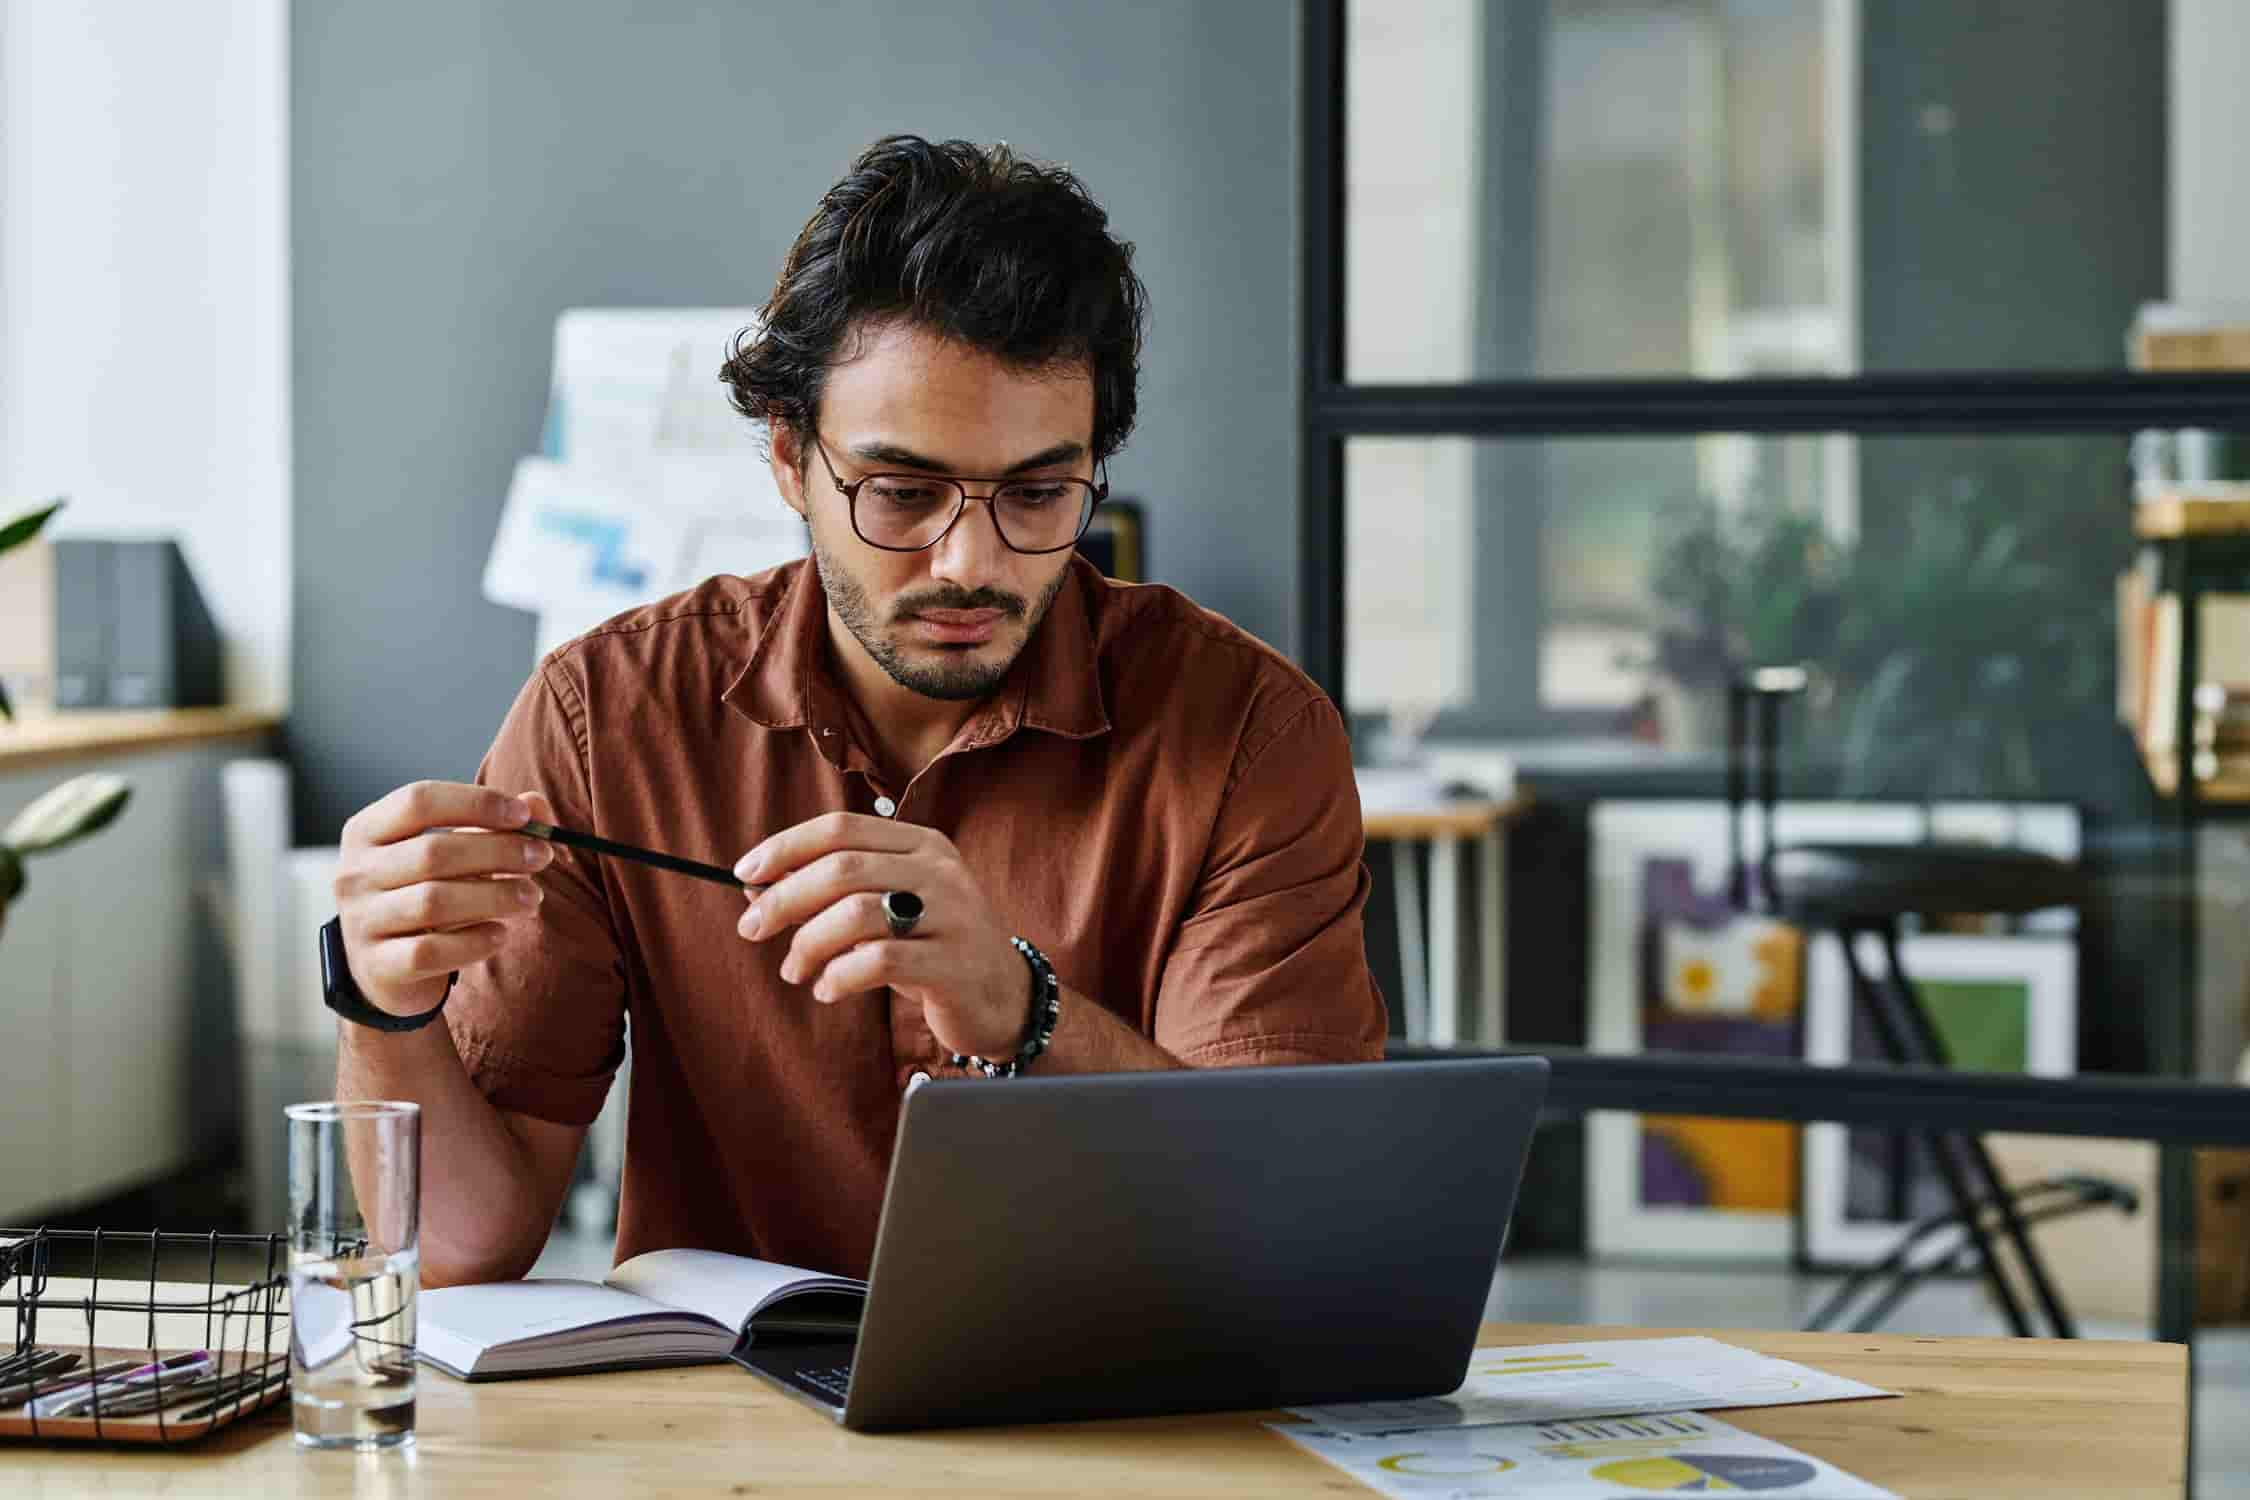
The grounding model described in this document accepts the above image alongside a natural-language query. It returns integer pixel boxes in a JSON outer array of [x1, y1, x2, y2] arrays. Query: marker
[[521, 821, 745, 889]]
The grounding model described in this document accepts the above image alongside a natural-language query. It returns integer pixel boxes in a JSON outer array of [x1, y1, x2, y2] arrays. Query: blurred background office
[[3, 0, 2249, 1486]]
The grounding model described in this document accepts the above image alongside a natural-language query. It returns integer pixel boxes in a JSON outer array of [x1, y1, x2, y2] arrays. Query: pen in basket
[[0, 1357, 133, 1411], [29, 1351, 212, 1419], [174, 1362, 292, 1422], [71, 1357, 289, 1420], [0, 1350, 79, 1396], [0, 1348, 76, 1380]]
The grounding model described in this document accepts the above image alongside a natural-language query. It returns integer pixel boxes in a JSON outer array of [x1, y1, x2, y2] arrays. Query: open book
[[416, 1248, 865, 1381]]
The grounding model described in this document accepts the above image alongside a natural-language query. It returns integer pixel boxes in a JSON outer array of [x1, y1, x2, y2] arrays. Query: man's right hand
[[333, 781, 557, 1019]]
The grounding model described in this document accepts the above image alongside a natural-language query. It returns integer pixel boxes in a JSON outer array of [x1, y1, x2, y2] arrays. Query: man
[[330, 136, 1385, 1287]]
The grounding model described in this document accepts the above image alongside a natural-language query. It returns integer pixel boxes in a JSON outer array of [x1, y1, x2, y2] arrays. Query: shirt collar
[[721, 555, 1112, 747]]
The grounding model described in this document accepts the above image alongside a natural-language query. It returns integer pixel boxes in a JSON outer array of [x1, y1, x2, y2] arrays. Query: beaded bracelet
[[950, 936, 1062, 1078]]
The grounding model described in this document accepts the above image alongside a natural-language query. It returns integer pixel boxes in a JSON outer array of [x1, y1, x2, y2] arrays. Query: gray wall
[[290, 0, 1299, 840]]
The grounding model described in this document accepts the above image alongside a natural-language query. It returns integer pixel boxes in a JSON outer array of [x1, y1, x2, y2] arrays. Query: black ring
[[881, 889, 924, 938]]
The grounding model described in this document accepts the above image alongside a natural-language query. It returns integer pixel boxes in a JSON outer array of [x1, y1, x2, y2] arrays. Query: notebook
[[415, 1248, 865, 1381]]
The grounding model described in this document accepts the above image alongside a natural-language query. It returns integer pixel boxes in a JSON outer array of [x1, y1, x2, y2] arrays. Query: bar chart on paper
[[1273, 1412, 1898, 1499]]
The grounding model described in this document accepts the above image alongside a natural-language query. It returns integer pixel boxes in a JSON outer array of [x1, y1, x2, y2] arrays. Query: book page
[[418, 1280, 721, 1361], [420, 1279, 708, 1348], [605, 1249, 864, 1335]]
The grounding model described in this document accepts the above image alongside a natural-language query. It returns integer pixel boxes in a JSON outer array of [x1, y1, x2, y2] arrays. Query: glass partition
[[1345, 0, 2165, 383]]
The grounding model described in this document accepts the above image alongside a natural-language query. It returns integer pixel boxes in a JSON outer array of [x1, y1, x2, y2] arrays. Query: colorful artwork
[[1588, 800, 2076, 1262], [1636, 858, 1804, 1214]]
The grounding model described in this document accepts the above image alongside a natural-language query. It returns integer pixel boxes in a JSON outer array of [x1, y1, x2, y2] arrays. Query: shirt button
[[873, 796, 898, 818], [906, 1069, 932, 1092]]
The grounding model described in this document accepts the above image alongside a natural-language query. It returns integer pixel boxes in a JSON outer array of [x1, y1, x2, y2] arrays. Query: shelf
[[2134, 491, 2250, 540], [2133, 327, 2250, 373], [0, 706, 278, 774], [2144, 749, 2250, 805]]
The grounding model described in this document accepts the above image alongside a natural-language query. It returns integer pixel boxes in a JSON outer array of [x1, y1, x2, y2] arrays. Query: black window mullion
[[1299, 0, 1346, 700], [1310, 372, 2250, 438]]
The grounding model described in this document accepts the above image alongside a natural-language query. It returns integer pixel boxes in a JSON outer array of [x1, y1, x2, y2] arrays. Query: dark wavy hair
[[721, 135, 1147, 464]]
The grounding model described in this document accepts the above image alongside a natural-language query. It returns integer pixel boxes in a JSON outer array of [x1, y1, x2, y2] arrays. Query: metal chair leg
[[1806, 1191, 1975, 1332], [1807, 1177, 2133, 1334], [1850, 1194, 2120, 1335], [1839, 923, 2036, 1337], [1875, 927, 2080, 1339]]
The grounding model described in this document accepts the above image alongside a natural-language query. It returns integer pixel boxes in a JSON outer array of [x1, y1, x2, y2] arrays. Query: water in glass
[[289, 1244, 418, 1448]]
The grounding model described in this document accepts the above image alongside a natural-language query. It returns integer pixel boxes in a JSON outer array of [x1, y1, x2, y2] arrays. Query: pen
[[30, 1350, 211, 1418], [0, 1347, 75, 1381], [0, 1350, 78, 1393], [521, 820, 745, 888], [87, 1357, 288, 1419], [175, 1366, 292, 1423], [0, 1357, 130, 1410]]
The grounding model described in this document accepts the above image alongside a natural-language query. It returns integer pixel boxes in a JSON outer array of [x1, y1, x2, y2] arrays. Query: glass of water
[[286, 1100, 420, 1450]]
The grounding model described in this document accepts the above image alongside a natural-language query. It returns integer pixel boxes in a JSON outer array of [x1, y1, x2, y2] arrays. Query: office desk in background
[[1365, 794, 1533, 1048], [4, 1323, 2183, 1497]]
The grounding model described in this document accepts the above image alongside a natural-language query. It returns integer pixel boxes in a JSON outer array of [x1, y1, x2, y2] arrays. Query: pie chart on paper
[[1590, 1453, 1824, 1491]]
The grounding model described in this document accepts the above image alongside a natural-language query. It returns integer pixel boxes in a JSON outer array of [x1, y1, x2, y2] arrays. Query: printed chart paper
[[1272, 1410, 1898, 1499], [1288, 1338, 1892, 1434], [485, 308, 808, 659]]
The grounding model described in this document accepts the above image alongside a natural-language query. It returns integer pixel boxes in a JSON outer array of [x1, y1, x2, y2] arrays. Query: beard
[[812, 540, 1070, 702]]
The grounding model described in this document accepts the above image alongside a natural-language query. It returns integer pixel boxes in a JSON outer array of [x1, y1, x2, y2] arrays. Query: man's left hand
[[734, 813, 1032, 1059]]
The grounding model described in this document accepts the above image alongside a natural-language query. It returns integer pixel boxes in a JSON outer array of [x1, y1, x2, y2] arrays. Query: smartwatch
[[319, 915, 454, 1033]]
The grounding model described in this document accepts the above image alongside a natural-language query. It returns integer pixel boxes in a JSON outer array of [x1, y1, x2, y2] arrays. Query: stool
[[1729, 670, 2119, 1338]]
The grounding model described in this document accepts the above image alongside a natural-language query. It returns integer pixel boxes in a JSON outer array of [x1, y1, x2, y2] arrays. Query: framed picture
[[1800, 930, 2077, 1270], [1587, 800, 2079, 1263], [1590, 801, 1916, 1261]]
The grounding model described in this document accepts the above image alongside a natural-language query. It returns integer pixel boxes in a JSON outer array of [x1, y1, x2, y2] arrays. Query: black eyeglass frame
[[809, 433, 1108, 555]]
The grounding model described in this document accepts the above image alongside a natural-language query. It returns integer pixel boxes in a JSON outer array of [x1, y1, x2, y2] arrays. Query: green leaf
[[0, 673, 10, 723], [0, 844, 22, 906], [0, 498, 65, 557], [2, 774, 131, 854]]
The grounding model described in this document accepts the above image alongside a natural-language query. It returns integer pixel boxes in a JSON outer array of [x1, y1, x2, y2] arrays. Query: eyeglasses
[[810, 433, 1105, 555]]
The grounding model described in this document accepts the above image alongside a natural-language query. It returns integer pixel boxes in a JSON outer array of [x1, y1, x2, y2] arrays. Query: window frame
[[1298, 0, 2250, 707], [1299, 0, 2250, 1361]]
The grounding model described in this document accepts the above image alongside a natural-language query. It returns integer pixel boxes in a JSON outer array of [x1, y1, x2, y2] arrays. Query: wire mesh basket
[[0, 1227, 291, 1444]]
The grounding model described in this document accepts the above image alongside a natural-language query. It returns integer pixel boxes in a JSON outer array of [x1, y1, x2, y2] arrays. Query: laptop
[[731, 1055, 1549, 1431]]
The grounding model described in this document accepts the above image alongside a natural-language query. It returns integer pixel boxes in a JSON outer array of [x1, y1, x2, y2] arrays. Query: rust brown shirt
[[447, 555, 1386, 1278]]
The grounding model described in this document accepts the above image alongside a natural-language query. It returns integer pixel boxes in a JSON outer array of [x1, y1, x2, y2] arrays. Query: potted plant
[[1641, 494, 1847, 751], [0, 501, 131, 940], [1826, 458, 2125, 806], [1638, 455, 2125, 802]]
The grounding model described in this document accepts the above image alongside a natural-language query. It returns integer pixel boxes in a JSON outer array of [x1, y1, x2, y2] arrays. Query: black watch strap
[[320, 915, 454, 1033]]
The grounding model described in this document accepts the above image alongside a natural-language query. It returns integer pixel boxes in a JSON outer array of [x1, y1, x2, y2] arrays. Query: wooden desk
[[4, 1323, 2183, 1497], [1364, 794, 1533, 1047]]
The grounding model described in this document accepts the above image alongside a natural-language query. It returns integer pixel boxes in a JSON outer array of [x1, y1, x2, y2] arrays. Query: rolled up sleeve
[[1153, 692, 1388, 1066], [444, 658, 629, 1126]]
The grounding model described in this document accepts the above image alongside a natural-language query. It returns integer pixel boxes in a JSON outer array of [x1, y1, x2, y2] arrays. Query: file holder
[[0, 1227, 291, 1444]]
